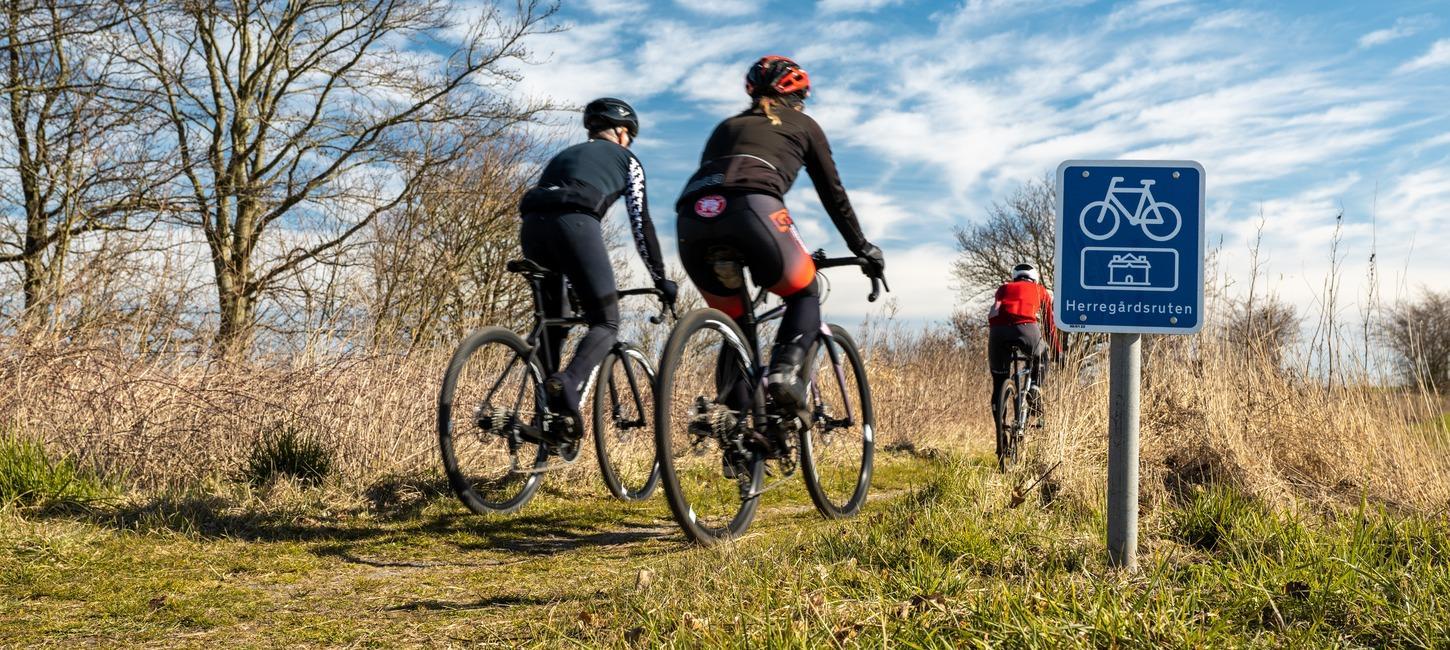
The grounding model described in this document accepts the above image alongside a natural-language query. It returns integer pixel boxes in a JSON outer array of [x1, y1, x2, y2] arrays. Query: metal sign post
[[1055, 160, 1204, 571], [1106, 332, 1141, 570]]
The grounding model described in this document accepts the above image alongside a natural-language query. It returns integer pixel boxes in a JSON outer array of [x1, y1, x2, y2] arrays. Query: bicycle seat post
[[506, 259, 556, 357]]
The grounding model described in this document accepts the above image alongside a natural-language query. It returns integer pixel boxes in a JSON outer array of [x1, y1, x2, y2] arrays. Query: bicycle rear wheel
[[800, 324, 874, 518], [593, 343, 661, 500], [438, 327, 547, 514], [994, 379, 1020, 472], [655, 308, 764, 545]]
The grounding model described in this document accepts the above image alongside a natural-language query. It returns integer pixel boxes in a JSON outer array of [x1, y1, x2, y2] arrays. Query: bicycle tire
[[994, 379, 1019, 472], [438, 327, 547, 514], [1143, 201, 1183, 241], [1079, 200, 1121, 240], [800, 323, 874, 519], [655, 308, 764, 545], [593, 343, 661, 501]]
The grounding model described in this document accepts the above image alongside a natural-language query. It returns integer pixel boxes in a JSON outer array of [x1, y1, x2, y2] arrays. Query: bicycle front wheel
[[438, 327, 547, 514], [655, 308, 764, 545], [994, 379, 1020, 472], [800, 324, 874, 518], [1078, 201, 1121, 240], [593, 343, 661, 501], [1143, 201, 1182, 241]]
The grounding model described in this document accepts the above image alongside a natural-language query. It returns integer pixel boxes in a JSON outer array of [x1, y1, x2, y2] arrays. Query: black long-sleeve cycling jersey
[[519, 139, 666, 283], [676, 105, 868, 252]]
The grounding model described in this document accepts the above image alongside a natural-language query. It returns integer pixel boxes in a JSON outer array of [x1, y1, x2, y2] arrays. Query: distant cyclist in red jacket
[[988, 263, 1060, 418]]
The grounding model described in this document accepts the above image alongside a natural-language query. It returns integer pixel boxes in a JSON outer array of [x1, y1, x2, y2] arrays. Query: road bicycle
[[1079, 176, 1182, 242], [437, 258, 671, 514], [654, 250, 887, 544], [994, 349, 1044, 471]]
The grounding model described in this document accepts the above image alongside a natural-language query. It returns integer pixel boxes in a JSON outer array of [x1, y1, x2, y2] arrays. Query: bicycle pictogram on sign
[[1079, 176, 1183, 241]]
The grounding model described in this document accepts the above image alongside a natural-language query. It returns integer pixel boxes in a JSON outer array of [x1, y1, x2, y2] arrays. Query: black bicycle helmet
[[583, 97, 639, 137], [745, 55, 811, 104]]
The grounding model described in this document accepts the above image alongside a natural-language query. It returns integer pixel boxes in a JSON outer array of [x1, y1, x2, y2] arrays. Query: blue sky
[[505, 0, 1450, 324]]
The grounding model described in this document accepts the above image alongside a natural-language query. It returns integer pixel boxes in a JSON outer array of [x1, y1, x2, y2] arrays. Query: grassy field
[[4, 449, 1448, 648], [3, 321, 1449, 647]]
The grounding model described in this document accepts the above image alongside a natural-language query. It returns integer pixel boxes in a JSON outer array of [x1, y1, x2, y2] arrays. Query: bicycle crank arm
[[512, 461, 577, 476], [743, 476, 793, 501]]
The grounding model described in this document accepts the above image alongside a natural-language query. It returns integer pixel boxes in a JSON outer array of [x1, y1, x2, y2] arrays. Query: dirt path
[[1, 461, 927, 648]]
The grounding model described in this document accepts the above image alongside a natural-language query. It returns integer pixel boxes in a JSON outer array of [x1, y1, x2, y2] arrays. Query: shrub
[[0, 434, 110, 508], [241, 425, 334, 488]]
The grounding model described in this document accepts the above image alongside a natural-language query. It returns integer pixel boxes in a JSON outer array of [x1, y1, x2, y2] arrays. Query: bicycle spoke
[[594, 347, 659, 500], [657, 311, 763, 543], [439, 328, 545, 514], [801, 325, 873, 518]]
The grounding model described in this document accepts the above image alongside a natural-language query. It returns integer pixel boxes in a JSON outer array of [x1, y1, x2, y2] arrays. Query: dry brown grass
[[3, 318, 1446, 513]]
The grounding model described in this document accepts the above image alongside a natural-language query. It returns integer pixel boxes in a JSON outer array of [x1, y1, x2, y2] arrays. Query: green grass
[[241, 424, 334, 488], [566, 458, 1450, 647], [0, 435, 112, 510], [3, 453, 1447, 647]]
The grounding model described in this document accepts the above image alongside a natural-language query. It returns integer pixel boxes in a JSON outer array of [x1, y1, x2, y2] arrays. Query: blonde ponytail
[[756, 97, 783, 126]]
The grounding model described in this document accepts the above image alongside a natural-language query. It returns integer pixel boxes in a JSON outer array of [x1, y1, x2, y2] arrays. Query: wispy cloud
[[673, 0, 762, 17], [1397, 38, 1450, 73], [519, 1, 1450, 322], [1358, 15, 1430, 48], [817, 0, 906, 14]]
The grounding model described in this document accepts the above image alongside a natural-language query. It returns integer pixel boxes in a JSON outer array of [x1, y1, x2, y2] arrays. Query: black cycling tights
[[520, 212, 618, 397], [678, 193, 821, 410]]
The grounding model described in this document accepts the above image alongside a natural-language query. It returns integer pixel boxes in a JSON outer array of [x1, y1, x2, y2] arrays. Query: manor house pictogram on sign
[[1107, 254, 1151, 286]]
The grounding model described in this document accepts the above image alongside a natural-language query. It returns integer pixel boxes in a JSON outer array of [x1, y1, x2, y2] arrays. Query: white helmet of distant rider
[[1012, 263, 1039, 283]]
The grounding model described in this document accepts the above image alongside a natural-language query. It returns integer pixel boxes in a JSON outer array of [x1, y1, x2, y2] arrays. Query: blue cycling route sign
[[1054, 160, 1205, 335]]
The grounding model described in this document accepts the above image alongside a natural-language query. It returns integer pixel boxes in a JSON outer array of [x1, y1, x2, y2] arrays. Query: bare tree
[[950, 176, 1101, 359], [1224, 296, 1300, 369], [951, 175, 1056, 304], [367, 132, 538, 348], [122, 0, 556, 352], [1381, 288, 1450, 389], [1, 0, 169, 326]]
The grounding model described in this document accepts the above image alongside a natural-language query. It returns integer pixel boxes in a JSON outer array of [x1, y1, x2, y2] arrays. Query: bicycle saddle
[[506, 259, 551, 275]]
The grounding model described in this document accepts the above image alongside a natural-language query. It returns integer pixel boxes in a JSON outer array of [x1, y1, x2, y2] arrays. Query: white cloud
[[580, 0, 637, 14], [672, 0, 763, 17], [1358, 16, 1428, 48], [838, 189, 912, 242], [1398, 39, 1450, 74], [507, 1, 1450, 325], [822, 242, 956, 321], [817, 0, 905, 14], [1104, 0, 1191, 29]]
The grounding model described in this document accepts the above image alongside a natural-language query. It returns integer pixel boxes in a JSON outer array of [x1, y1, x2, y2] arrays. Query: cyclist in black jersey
[[676, 56, 885, 424], [519, 97, 676, 441]]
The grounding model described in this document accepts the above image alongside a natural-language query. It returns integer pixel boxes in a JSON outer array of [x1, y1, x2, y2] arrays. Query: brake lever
[[866, 273, 890, 303], [648, 297, 677, 325]]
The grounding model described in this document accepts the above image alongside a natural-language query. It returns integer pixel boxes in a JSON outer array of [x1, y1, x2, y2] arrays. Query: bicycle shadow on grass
[[34, 468, 684, 562]]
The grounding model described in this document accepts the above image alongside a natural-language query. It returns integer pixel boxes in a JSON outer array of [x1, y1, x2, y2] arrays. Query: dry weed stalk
[[1, 314, 1444, 513]]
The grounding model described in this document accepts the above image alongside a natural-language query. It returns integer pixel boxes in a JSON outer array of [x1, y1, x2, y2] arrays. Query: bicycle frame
[[722, 265, 857, 441], [1098, 177, 1163, 226], [1009, 352, 1035, 431], [479, 266, 660, 452]]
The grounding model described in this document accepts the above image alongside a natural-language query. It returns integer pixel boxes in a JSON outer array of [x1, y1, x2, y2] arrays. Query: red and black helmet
[[745, 55, 810, 102]]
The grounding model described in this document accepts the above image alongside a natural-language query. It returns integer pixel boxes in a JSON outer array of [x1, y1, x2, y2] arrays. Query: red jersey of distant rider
[[989, 279, 1061, 351]]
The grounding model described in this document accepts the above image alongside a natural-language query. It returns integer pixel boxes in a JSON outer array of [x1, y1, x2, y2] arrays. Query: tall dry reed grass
[[2, 315, 1445, 513]]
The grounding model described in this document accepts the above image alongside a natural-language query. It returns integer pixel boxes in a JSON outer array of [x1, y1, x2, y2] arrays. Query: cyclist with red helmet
[[988, 263, 1060, 417], [518, 97, 675, 441], [675, 56, 885, 425]]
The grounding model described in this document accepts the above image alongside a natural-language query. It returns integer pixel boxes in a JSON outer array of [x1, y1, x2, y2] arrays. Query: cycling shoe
[[544, 373, 584, 442]]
